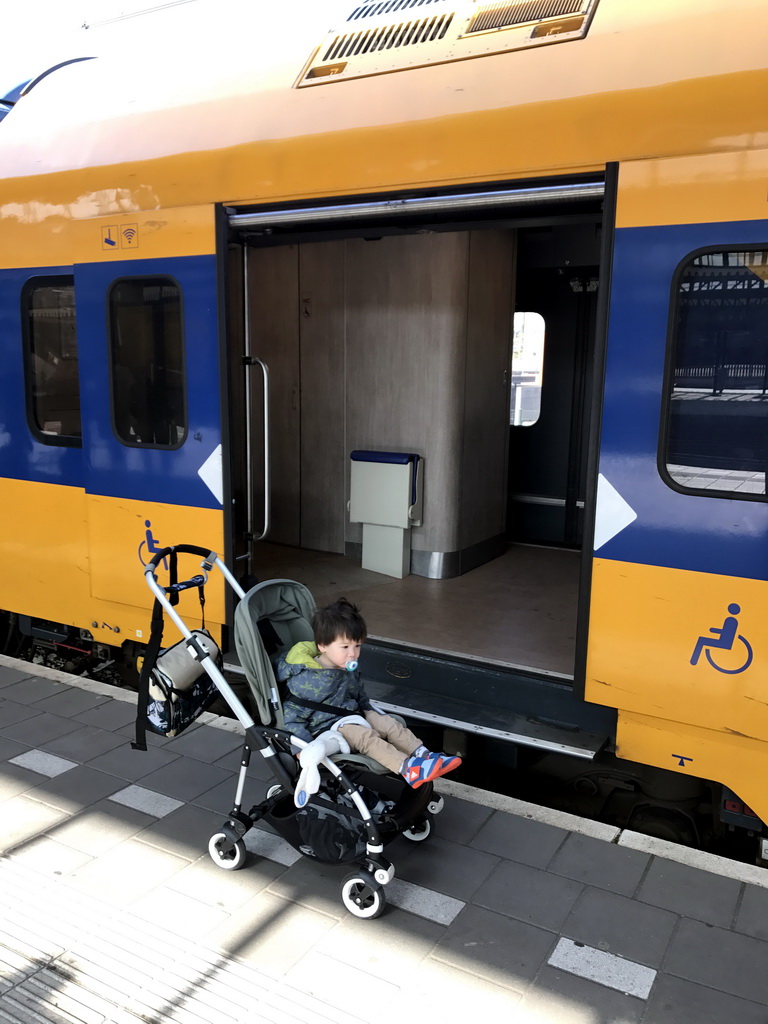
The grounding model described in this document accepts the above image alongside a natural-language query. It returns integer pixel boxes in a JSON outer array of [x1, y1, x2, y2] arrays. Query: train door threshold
[[223, 640, 615, 761]]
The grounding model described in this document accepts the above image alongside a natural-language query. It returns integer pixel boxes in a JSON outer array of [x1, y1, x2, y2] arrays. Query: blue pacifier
[[346, 660, 358, 672]]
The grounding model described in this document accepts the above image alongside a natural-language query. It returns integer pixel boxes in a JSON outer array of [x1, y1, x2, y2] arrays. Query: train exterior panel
[[2, 0, 768, 850]]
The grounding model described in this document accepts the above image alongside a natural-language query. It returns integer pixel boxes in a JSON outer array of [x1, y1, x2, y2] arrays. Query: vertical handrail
[[242, 247, 271, 545]]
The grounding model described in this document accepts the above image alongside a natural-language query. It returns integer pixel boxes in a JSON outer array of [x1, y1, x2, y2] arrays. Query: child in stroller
[[137, 546, 453, 919], [276, 597, 462, 792]]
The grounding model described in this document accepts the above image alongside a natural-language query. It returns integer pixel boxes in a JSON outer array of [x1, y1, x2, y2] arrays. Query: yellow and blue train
[[2, 0, 768, 856]]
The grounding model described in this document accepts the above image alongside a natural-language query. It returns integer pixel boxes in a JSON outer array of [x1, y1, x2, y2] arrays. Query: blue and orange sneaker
[[401, 751, 462, 788]]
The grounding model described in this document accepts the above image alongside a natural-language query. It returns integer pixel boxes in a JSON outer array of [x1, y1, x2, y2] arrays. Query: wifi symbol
[[122, 226, 138, 246]]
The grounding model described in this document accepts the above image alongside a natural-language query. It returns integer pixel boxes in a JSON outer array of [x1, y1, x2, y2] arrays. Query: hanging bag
[[132, 550, 222, 750]]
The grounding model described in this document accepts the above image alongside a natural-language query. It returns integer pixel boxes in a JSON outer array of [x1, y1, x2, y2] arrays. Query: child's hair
[[312, 598, 367, 647]]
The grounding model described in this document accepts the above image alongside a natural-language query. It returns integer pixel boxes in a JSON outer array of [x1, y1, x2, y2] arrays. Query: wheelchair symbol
[[690, 603, 753, 675], [137, 520, 168, 570]]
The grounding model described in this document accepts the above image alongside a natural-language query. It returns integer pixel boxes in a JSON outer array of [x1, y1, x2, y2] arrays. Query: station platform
[[2, 654, 768, 1024]]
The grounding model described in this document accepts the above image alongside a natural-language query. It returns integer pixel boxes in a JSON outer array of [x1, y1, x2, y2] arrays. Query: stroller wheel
[[340, 872, 386, 919], [266, 784, 282, 799], [208, 832, 246, 871], [402, 818, 432, 842]]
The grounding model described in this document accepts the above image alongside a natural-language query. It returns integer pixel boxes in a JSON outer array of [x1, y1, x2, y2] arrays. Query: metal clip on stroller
[[143, 544, 444, 919]]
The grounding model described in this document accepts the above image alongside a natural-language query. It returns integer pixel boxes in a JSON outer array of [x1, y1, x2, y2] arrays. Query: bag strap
[[131, 550, 179, 751]]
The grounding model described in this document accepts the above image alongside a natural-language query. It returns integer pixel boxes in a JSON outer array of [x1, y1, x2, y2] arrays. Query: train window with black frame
[[663, 249, 768, 499], [23, 276, 82, 445], [109, 277, 187, 448]]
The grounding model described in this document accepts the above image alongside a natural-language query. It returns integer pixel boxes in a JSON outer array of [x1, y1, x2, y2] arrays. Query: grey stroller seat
[[233, 578, 393, 774]]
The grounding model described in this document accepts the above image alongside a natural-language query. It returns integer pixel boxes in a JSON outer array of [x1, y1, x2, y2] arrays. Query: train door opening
[[226, 204, 604, 682]]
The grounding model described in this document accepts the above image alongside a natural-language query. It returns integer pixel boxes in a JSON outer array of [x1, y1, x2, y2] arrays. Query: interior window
[[664, 250, 768, 498], [24, 277, 81, 444], [511, 311, 545, 426], [109, 277, 186, 448]]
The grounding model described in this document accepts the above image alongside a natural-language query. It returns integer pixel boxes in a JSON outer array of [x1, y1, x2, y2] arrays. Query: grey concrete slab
[[548, 832, 650, 895], [644, 973, 768, 1024], [41, 724, 127, 762], [431, 794, 493, 845], [471, 857, 584, 931], [0, 735, 32, 761], [66, 836, 194, 908], [433, 904, 556, 991], [0, 701, 44, 731], [636, 855, 742, 928], [522, 964, 646, 1022], [86, 740, 181, 782], [394, 834, 499, 901], [0, 711, 83, 746], [167, 849, 285, 913], [470, 807, 569, 867], [0, 793, 70, 853], [205, 890, 339, 977], [0, 761, 49, 803], [403, 957, 521, 1018], [150, 722, 243, 764], [664, 917, 768, 1005], [74, 699, 138, 730], [735, 882, 768, 941], [129, 885, 232, 941], [135, 801, 225, 861], [562, 886, 678, 967], [30, 687, 111, 718], [5, 835, 94, 877], [265, 854, 354, 919], [135, 754, 234, 802], [49, 797, 158, 856], [22, 764, 125, 812], [0, 677, 66, 704], [0, 666, 35, 687]]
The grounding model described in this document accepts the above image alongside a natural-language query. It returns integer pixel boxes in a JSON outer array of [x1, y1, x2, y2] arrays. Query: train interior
[[225, 199, 606, 749]]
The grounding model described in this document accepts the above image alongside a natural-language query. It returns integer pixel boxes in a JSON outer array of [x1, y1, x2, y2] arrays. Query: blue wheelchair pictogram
[[690, 603, 753, 675], [138, 520, 168, 570]]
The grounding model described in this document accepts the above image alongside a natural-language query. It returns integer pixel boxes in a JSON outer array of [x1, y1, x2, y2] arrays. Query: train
[[2, 0, 768, 859]]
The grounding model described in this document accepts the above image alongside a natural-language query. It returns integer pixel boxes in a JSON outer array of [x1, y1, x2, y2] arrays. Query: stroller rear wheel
[[208, 831, 246, 871], [402, 818, 431, 842], [341, 872, 386, 919]]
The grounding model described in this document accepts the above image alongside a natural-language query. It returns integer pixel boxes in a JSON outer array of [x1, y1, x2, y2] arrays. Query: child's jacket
[[274, 640, 373, 743]]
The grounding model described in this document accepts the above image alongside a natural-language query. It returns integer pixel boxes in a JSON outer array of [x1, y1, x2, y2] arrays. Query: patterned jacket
[[274, 640, 373, 743]]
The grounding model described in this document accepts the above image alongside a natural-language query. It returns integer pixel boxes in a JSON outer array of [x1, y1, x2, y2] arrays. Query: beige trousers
[[338, 711, 422, 774]]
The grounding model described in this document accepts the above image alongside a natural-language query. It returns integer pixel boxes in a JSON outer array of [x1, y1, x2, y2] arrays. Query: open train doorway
[[224, 183, 607, 687]]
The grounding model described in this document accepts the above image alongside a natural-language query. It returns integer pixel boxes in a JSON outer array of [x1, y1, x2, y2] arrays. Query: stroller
[[139, 544, 444, 919]]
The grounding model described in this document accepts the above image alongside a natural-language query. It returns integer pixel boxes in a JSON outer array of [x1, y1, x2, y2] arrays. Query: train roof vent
[[297, 0, 599, 87]]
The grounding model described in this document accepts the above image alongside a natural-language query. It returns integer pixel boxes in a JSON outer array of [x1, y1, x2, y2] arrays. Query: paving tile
[[0, 761, 50, 803], [433, 904, 556, 990], [42, 724, 127, 762], [524, 964, 646, 1021], [193, 770, 272, 814], [282, 948, 400, 1023], [75, 699, 138, 730], [637, 856, 741, 928], [0, 793, 70, 853], [167, 849, 285, 912], [562, 886, 678, 966], [0, 666, 34, 687], [472, 858, 583, 931], [735, 883, 768, 941], [6, 835, 94, 877], [394, 834, 499, 901], [136, 754, 234, 802], [31, 687, 111, 718], [10, 749, 77, 777], [664, 917, 768, 1005], [0, 677, 66, 704], [152, 722, 244, 764], [470, 808, 569, 867], [129, 886, 231, 940], [135, 801, 224, 859], [430, 794, 493, 845], [266, 853, 356, 918], [548, 832, 650, 895], [0, 736, 32, 761], [205, 890, 338, 976], [66, 836, 194, 907], [50, 797, 158, 856], [406, 958, 521, 1017], [644, 973, 768, 1024], [312, 904, 444, 985], [25, 764, 126, 812], [0, 711, 83, 746], [0, 702, 45, 731], [86, 740, 181, 782], [110, 785, 184, 818]]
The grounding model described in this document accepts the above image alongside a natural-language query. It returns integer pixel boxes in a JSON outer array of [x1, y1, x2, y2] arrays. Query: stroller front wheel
[[341, 872, 386, 919], [402, 818, 431, 842], [208, 831, 246, 871]]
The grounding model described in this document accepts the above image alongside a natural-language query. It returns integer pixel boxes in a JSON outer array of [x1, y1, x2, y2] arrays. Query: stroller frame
[[141, 543, 443, 919]]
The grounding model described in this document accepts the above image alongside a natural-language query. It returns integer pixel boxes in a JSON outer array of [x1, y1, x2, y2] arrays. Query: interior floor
[[245, 542, 580, 678]]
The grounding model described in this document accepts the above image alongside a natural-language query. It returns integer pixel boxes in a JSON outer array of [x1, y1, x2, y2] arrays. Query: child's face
[[317, 635, 363, 671]]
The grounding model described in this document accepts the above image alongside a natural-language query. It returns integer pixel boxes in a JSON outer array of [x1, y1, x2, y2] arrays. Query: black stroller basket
[[136, 544, 443, 919]]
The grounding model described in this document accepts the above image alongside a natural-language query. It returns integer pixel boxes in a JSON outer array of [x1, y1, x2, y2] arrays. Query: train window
[[511, 311, 545, 426], [23, 277, 81, 444], [109, 277, 187, 448], [664, 250, 768, 498]]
